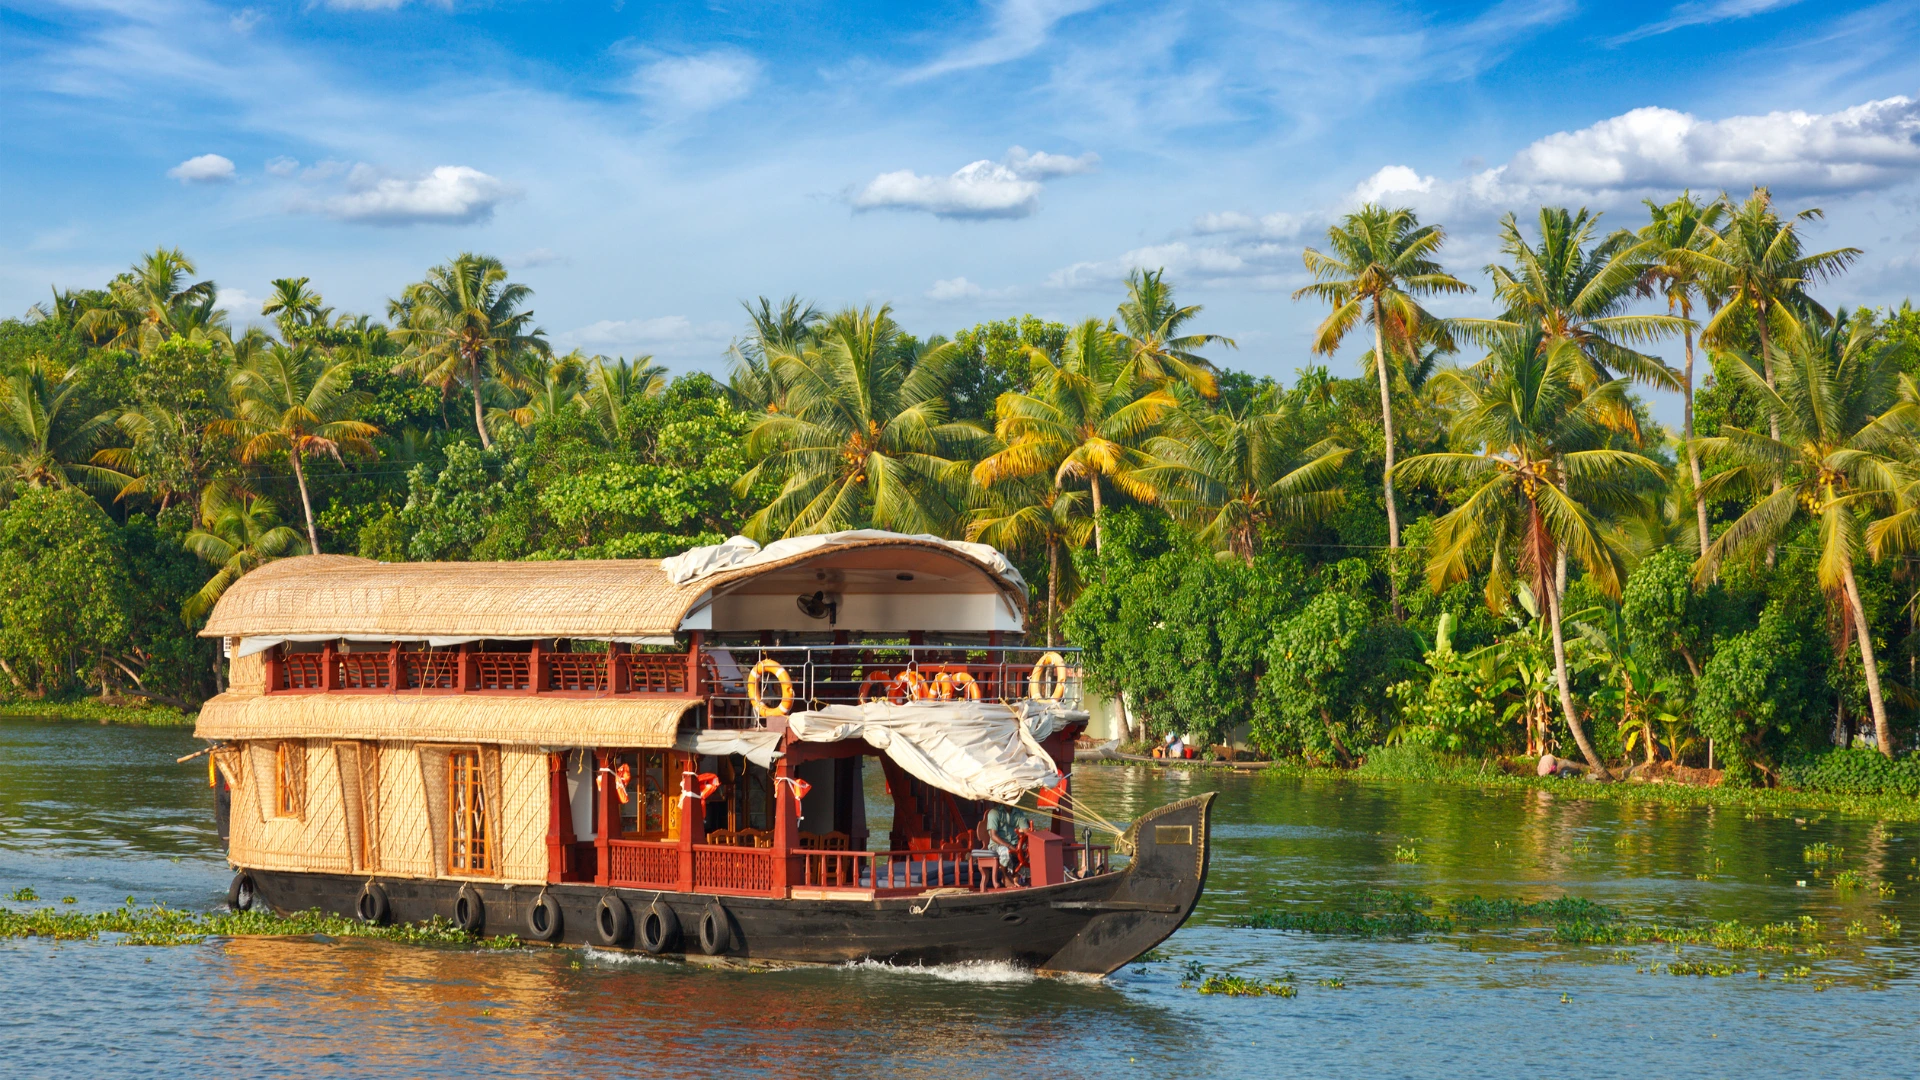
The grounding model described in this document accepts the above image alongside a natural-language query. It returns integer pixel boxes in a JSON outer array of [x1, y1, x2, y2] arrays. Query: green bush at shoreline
[[0, 699, 193, 727]]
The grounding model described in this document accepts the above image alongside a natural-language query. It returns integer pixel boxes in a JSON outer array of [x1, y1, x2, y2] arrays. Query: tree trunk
[[1841, 563, 1893, 758], [1372, 301, 1403, 618], [1682, 323, 1710, 556], [289, 449, 320, 554], [1090, 474, 1104, 555], [1547, 579, 1611, 779], [1047, 536, 1060, 648], [1758, 304, 1780, 567], [471, 356, 492, 451]]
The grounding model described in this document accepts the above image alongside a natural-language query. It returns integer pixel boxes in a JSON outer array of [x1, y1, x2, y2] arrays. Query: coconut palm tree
[[261, 277, 332, 340], [580, 353, 667, 443], [1140, 388, 1352, 563], [487, 351, 589, 439], [973, 318, 1178, 554], [1293, 205, 1474, 582], [736, 305, 980, 538], [1681, 187, 1860, 444], [1112, 269, 1236, 397], [391, 253, 548, 449], [728, 295, 822, 415], [1399, 332, 1669, 778], [0, 359, 130, 500], [183, 484, 307, 622], [1700, 310, 1917, 759], [1635, 193, 1726, 554], [967, 477, 1092, 646], [74, 248, 218, 353], [1462, 207, 1686, 395], [220, 343, 379, 553]]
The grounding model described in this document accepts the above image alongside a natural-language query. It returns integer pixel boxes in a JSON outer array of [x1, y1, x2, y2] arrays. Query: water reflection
[[5, 720, 1920, 1078]]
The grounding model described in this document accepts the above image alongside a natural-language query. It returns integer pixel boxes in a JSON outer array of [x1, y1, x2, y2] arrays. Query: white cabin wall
[[687, 591, 1022, 633]]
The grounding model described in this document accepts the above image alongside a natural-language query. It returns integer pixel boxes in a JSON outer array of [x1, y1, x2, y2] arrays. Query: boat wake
[[837, 957, 1037, 984]]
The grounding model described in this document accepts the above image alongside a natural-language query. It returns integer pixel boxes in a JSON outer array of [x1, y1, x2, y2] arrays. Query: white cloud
[[563, 315, 733, 356], [903, 0, 1106, 82], [853, 146, 1098, 219], [265, 155, 299, 176], [1193, 210, 1305, 240], [927, 277, 984, 301], [311, 164, 517, 225], [216, 287, 261, 319], [632, 51, 760, 115], [229, 7, 262, 34], [320, 0, 428, 9], [167, 153, 235, 184], [1048, 241, 1263, 290], [1611, 0, 1803, 45]]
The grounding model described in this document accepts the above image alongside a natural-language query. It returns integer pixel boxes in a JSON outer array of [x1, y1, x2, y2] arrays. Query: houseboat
[[194, 530, 1213, 975]]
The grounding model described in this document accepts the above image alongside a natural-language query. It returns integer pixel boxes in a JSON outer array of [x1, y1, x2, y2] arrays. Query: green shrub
[[1781, 748, 1920, 798]]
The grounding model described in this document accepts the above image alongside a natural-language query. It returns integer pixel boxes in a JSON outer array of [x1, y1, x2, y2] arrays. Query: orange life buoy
[[858, 670, 893, 704], [1028, 652, 1068, 700], [949, 671, 982, 700], [748, 658, 794, 716], [889, 670, 929, 704]]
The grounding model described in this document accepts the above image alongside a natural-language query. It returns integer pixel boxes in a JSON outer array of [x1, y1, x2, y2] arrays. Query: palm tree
[[0, 359, 129, 499], [579, 353, 667, 443], [183, 484, 307, 622], [1681, 187, 1860, 444], [1399, 332, 1669, 778], [1112, 269, 1236, 397], [1635, 193, 1726, 554], [736, 305, 980, 538], [261, 277, 332, 339], [1293, 205, 1473, 579], [728, 295, 822, 415], [220, 343, 379, 553], [967, 477, 1092, 646], [973, 318, 1178, 554], [1464, 207, 1687, 393], [1140, 388, 1352, 562], [487, 351, 588, 438], [74, 248, 219, 353], [391, 253, 548, 449], [1700, 311, 1915, 759]]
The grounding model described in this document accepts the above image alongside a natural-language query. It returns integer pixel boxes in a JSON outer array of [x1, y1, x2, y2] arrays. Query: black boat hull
[[240, 793, 1215, 975]]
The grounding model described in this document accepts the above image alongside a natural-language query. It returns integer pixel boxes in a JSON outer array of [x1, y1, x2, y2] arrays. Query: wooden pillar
[[594, 749, 615, 886], [686, 631, 704, 697], [529, 640, 545, 693], [678, 753, 698, 892], [773, 754, 799, 896], [265, 645, 283, 693], [388, 642, 402, 693], [610, 642, 629, 695], [546, 752, 573, 884], [321, 641, 339, 691], [456, 642, 475, 692]]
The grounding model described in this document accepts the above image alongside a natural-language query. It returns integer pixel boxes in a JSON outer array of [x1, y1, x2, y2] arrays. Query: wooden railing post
[[773, 756, 799, 897], [610, 642, 629, 695], [388, 642, 401, 693], [321, 642, 339, 691], [456, 643, 474, 692], [529, 641, 545, 693]]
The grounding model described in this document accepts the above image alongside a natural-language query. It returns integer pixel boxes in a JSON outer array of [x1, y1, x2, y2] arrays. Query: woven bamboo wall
[[223, 738, 552, 886], [229, 647, 265, 696]]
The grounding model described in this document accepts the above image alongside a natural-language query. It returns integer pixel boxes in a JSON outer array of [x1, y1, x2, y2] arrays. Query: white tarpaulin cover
[[675, 728, 784, 769], [787, 699, 1082, 804], [661, 531, 1026, 597]]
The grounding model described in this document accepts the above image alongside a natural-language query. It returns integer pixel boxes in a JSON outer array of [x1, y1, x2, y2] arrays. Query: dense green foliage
[[5, 188, 1920, 795]]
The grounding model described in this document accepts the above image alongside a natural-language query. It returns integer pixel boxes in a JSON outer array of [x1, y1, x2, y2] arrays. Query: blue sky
[[4, 0, 1919, 424]]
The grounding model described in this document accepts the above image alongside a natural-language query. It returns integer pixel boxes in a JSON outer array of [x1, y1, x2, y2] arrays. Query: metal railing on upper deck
[[702, 644, 1083, 729]]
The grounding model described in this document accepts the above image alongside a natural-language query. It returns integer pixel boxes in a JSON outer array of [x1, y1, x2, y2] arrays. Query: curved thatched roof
[[196, 691, 700, 748], [199, 534, 1026, 642]]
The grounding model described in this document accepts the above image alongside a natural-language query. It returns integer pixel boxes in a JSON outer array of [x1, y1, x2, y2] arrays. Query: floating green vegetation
[[1666, 961, 1745, 977], [1392, 844, 1420, 863], [1831, 869, 1868, 891], [1196, 975, 1297, 997], [8, 887, 38, 903], [1803, 842, 1844, 864], [0, 700, 193, 727], [1241, 888, 1449, 937], [0, 900, 521, 949]]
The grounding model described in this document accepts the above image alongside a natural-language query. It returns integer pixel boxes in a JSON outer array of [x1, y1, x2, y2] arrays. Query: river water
[[2, 716, 1917, 1079]]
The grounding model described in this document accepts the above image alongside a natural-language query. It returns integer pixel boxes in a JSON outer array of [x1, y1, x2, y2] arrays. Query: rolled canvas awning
[[788, 700, 1084, 805], [195, 692, 700, 748]]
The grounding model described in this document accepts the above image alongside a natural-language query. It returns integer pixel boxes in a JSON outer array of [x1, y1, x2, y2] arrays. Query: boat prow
[[1040, 791, 1215, 975]]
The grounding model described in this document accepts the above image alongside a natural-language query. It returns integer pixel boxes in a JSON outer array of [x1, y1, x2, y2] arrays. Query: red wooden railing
[[279, 653, 325, 690], [607, 840, 680, 889], [335, 653, 391, 689], [473, 652, 531, 691], [402, 651, 459, 689], [692, 845, 777, 895], [800, 849, 979, 894], [546, 653, 607, 692]]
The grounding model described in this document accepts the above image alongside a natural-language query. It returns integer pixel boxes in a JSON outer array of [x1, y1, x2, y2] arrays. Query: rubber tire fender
[[227, 871, 256, 913], [355, 882, 391, 926], [594, 894, 632, 947], [697, 901, 733, 956], [638, 900, 681, 954], [452, 884, 485, 936], [524, 892, 563, 942]]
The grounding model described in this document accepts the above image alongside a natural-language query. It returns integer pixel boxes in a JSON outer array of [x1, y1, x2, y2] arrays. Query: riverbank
[[0, 699, 195, 727], [1089, 746, 1920, 821]]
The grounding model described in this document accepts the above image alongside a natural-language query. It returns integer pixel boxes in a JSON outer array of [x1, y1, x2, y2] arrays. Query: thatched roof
[[199, 535, 1025, 642], [196, 691, 700, 747]]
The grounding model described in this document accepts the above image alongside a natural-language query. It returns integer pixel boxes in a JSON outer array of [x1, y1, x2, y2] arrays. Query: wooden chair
[[704, 829, 739, 847], [738, 828, 773, 849]]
